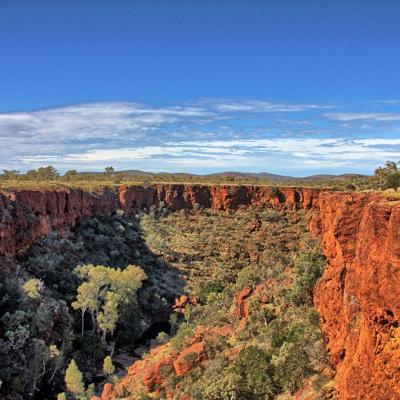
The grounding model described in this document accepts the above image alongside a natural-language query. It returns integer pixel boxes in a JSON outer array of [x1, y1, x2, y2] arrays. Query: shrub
[[387, 172, 400, 190], [229, 346, 278, 399], [289, 247, 325, 306], [270, 186, 280, 197], [170, 323, 195, 350], [103, 355, 115, 376], [197, 281, 224, 303], [156, 331, 170, 344], [65, 359, 85, 398], [22, 278, 44, 299]]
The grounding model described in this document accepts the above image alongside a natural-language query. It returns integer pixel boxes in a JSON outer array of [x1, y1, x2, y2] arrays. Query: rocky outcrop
[[94, 324, 233, 400], [234, 283, 272, 329], [2, 184, 400, 399], [234, 287, 252, 319], [173, 341, 206, 376], [173, 295, 199, 314]]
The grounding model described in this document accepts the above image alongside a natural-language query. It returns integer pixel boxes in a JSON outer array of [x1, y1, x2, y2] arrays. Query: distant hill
[[204, 171, 295, 180], [74, 169, 367, 183], [110, 170, 368, 181], [299, 173, 367, 181]]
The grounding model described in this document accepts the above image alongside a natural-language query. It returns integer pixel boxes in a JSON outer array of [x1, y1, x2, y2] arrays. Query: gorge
[[1, 185, 399, 400]]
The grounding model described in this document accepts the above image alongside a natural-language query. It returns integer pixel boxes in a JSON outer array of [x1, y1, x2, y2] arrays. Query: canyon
[[1, 184, 399, 400]]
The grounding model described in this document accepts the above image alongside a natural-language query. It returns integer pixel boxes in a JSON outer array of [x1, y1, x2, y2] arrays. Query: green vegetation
[[22, 278, 44, 299], [0, 213, 181, 399], [0, 164, 373, 191], [2, 161, 400, 193], [373, 161, 400, 190], [103, 356, 115, 377], [0, 199, 332, 399], [72, 264, 146, 340], [137, 208, 332, 399], [289, 247, 326, 306], [64, 359, 85, 399]]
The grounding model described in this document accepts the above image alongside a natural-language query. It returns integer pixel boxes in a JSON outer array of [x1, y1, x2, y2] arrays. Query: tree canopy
[[72, 264, 147, 340], [374, 161, 400, 190]]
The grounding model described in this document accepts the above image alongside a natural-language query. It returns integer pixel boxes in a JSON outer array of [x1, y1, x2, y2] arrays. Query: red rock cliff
[[0, 188, 118, 256], [312, 192, 400, 400], [1, 185, 400, 399]]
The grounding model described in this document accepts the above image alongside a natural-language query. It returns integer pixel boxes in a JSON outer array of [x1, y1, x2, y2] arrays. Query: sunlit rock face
[[312, 192, 400, 400]]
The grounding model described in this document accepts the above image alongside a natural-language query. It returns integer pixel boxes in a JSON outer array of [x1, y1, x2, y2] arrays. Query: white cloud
[[173, 137, 400, 163], [325, 112, 400, 122], [211, 100, 332, 113], [0, 102, 211, 142], [18, 137, 400, 173], [2, 99, 400, 174], [354, 138, 400, 146], [21, 144, 250, 164]]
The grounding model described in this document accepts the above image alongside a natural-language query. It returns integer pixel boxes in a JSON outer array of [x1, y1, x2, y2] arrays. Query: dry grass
[[0, 179, 344, 192], [0, 180, 122, 191], [381, 189, 400, 198]]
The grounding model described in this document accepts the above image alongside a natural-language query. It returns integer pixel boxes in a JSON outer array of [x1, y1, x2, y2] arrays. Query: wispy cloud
[[0, 102, 212, 141], [175, 138, 400, 162], [207, 99, 333, 113], [2, 100, 400, 174], [325, 112, 400, 122], [19, 137, 400, 174], [22, 145, 249, 163]]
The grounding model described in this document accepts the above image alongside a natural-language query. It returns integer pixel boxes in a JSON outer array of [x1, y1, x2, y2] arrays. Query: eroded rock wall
[[0, 188, 118, 256], [312, 192, 400, 400]]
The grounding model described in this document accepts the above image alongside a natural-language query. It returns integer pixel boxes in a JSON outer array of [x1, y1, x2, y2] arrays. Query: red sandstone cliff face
[[312, 193, 400, 400], [0, 188, 118, 256], [1, 185, 400, 399]]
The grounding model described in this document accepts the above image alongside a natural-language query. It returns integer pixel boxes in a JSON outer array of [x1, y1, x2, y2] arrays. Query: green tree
[[57, 393, 67, 400], [28, 339, 52, 396], [97, 291, 120, 340], [109, 265, 147, 297], [72, 264, 112, 335], [229, 346, 277, 399], [72, 280, 101, 337], [86, 383, 95, 399], [36, 166, 59, 181], [289, 246, 325, 306], [72, 264, 146, 339], [1, 169, 20, 180], [374, 161, 399, 189], [271, 341, 312, 393], [103, 355, 115, 376], [184, 304, 194, 324], [64, 170, 79, 181], [22, 278, 44, 299], [65, 359, 85, 399], [386, 172, 400, 190], [105, 166, 115, 177], [25, 169, 38, 181]]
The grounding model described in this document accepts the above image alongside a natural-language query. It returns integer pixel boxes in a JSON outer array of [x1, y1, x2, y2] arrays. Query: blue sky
[[1, 1, 400, 175]]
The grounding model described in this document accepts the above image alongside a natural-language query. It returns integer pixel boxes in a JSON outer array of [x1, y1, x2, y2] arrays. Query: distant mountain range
[[107, 170, 368, 181]]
